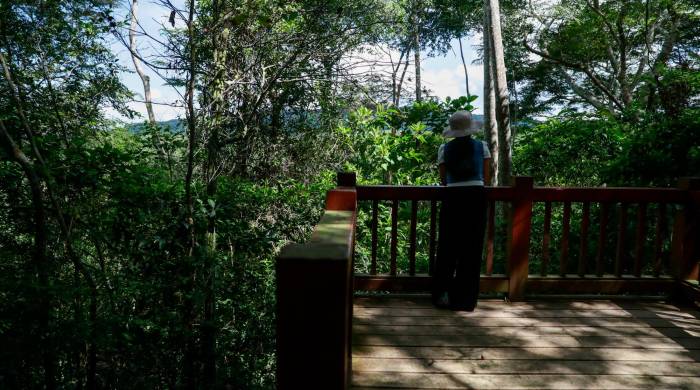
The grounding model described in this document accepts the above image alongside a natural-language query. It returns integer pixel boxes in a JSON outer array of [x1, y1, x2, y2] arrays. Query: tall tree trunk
[[183, 0, 198, 387], [0, 121, 55, 390], [1, 51, 99, 389], [458, 37, 470, 97], [414, 41, 422, 101], [412, 4, 422, 102], [391, 49, 407, 107], [130, 0, 175, 179], [129, 0, 156, 124], [395, 51, 410, 108], [483, 8, 499, 186], [201, 1, 227, 385], [486, 0, 512, 185]]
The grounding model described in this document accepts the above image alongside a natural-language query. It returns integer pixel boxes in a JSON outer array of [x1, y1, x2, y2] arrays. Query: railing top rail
[[279, 188, 357, 262], [278, 210, 355, 262], [355, 184, 690, 203]]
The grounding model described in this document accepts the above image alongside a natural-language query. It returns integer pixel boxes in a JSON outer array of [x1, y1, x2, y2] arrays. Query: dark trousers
[[433, 186, 487, 310]]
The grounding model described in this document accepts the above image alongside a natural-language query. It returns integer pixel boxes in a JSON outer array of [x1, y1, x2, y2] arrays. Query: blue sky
[[109, 1, 485, 122]]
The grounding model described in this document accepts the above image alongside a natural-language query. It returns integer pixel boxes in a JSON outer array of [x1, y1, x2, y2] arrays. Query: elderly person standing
[[433, 111, 491, 311]]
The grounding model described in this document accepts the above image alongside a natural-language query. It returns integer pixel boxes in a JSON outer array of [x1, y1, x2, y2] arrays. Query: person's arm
[[483, 158, 492, 186], [439, 163, 447, 186]]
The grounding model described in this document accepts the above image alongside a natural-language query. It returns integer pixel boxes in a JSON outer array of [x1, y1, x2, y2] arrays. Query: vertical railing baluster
[[541, 201, 552, 276], [653, 204, 666, 277], [370, 200, 378, 275], [578, 202, 590, 277], [390, 199, 398, 276], [486, 200, 495, 276], [408, 200, 417, 276], [615, 203, 628, 277], [560, 202, 571, 276], [634, 203, 647, 277], [596, 203, 609, 276]]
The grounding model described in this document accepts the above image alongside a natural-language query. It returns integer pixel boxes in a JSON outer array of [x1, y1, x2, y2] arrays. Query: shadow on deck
[[352, 295, 700, 389], [276, 173, 700, 389]]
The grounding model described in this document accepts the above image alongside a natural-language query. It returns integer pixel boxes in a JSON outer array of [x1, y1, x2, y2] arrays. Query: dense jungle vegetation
[[1, 0, 698, 388]]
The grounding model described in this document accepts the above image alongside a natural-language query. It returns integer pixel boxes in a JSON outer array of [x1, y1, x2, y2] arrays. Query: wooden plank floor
[[352, 296, 700, 389]]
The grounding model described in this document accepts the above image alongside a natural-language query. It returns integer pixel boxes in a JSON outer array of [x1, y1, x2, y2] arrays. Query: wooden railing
[[275, 172, 700, 389], [276, 183, 357, 389], [351, 174, 700, 300]]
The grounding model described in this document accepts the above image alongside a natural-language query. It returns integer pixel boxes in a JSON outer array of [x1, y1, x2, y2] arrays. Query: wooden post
[[670, 178, 700, 282], [507, 177, 534, 301], [337, 171, 357, 187], [276, 188, 356, 389]]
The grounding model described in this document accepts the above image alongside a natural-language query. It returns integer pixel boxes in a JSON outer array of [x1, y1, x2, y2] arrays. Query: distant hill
[[126, 114, 486, 134], [127, 119, 183, 134]]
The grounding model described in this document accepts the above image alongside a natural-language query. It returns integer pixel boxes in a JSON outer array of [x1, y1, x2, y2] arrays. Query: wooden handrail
[[344, 172, 700, 301], [276, 181, 356, 390], [356, 184, 688, 203]]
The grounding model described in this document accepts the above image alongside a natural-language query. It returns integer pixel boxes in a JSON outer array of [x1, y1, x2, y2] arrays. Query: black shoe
[[450, 300, 476, 312], [432, 292, 450, 309]]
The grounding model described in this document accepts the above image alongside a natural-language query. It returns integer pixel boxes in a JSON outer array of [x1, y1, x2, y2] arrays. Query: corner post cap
[[337, 172, 357, 187]]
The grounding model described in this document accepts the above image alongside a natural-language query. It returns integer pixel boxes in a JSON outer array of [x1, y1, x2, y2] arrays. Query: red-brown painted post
[[670, 178, 700, 283], [507, 177, 534, 301], [276, 186, 356, 390]]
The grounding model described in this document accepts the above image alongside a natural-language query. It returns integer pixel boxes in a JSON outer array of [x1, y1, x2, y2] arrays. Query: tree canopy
[[0, 0, 698, 388]]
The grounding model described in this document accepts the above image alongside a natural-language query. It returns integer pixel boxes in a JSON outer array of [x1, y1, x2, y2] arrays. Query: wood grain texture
[[351, 372, 700, 389], [352, 297, 700, 390]]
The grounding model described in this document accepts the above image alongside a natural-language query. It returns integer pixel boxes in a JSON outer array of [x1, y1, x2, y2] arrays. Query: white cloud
[[421, 64, 485, 113], [421, 36, 486, 114], [107, 5, 489, 121]]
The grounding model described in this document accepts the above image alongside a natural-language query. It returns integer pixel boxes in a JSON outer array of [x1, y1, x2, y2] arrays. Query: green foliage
[[340, 98, 475, 185], [338, 98, 482, 274], [514, 108, 700, 187], [1, 0, 698, 387], [605, 109, 700, 187], [513, 114, 625, 186], [517, 0, 699, 117], [1, 123, 335, 388]]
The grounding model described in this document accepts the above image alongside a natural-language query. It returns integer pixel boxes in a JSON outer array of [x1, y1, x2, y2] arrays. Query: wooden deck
[[352, 296, 700, 389]]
